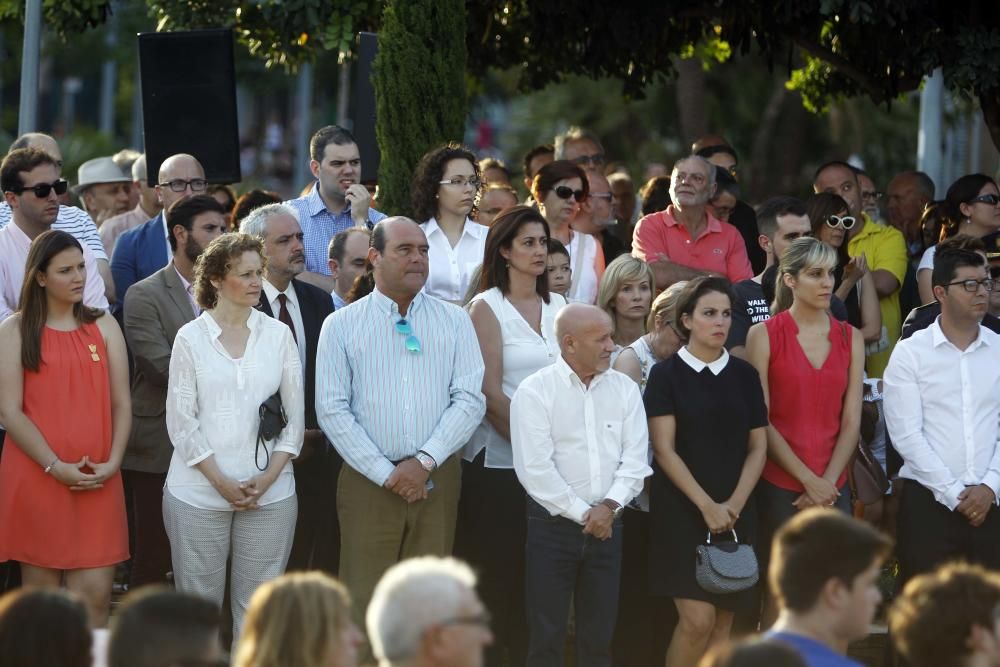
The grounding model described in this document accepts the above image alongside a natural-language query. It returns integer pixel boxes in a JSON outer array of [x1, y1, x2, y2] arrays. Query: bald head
[[555, 304, 616, 380], [10, 133, 62, 167], [887, 171, 934, 234], [156, 154, 206, 213]]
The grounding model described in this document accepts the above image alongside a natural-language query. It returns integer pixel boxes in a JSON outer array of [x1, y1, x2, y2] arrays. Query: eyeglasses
[[159, 178, 208, 193], [553, 186, 586, 202], [589, 193, 613, 202], [9, 179, 69, 198], [861, 190, 883, 202], [439, 177, 482, 190], [571, 153, 605, 167], [944, 278, 994, 293], [970, 194, 1000, 206], [826, 215, 856, 230], [440, 611, 492, 630], [395, 318, 422, 353]]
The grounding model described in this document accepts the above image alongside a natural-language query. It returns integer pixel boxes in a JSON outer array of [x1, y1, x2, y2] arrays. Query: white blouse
[[566, 231, 600, 304], [464, 288, 565, 468], [421, 217, 489, 302], [165, 308, 304, 510]]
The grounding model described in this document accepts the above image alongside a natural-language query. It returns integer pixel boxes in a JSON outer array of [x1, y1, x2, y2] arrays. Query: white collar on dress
[[677, 346, 729, 375]]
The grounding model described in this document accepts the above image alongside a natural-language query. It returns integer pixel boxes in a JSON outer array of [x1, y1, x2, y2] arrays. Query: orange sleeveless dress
[[0, 321, 128, 569]]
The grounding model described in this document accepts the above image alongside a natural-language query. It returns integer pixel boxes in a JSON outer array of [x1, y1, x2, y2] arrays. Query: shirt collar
[[370, 286, 426, 318], [173, 263, 193, 292], [930, 316, 990, 351], [201, 307, 264, 338], [262, 278, 295, 306], [677, 346, 730, 375], [306, 182, 350, 218], [423, 217, 485, 240], [4, 219, 31, 247], [664, 206, 722, 233], [554, 354, 610, 388]]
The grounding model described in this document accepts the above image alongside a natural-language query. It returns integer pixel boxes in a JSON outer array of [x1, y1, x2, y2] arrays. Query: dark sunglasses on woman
[[554, 186, 586, 203]]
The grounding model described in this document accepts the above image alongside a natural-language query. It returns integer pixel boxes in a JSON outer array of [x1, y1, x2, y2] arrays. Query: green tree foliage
[[0, 0, 110, 38], [372, 0, 466, 217]]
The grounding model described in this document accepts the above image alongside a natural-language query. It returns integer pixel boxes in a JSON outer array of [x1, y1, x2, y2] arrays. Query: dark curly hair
[[193, 233, 267, 310], [410, 143, 480, 223]]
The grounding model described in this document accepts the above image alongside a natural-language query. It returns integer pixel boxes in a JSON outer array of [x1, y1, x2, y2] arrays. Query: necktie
[[277, 293, 297, 343]]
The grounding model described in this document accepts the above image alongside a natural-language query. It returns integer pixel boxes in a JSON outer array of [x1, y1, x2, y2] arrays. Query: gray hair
[[366, 557, 477, 664], [554, 126, 604, 160], [238, 203, 300, 240], [131, 154, 147, 183], [673, 155, 717, 191]]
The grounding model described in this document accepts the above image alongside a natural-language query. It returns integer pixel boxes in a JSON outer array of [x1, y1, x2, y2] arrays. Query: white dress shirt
[[883, 319, 1000, 510], [262, 279, 306, 371], [510, 356, 651, 523], [421, 217, 488, 302], [165, 309, 304, 510], [566, 231, 600, 304]]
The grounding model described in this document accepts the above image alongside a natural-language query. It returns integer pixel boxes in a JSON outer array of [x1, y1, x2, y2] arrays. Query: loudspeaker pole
[[293, 61, 313, 192], [18, 0, 43, 135]]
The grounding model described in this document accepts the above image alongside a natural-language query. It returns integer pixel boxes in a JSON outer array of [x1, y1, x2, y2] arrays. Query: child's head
[[546, 239, 571, 296]]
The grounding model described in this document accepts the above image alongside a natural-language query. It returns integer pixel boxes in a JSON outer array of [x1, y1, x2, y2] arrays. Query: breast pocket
[[602, 420, 623, 442]]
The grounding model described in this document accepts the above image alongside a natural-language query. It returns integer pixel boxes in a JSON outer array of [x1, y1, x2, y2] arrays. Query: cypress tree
[[372, 0, 466, 217]]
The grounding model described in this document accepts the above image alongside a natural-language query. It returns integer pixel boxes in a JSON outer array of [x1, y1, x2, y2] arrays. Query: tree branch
[[788, 34, 887, 103]]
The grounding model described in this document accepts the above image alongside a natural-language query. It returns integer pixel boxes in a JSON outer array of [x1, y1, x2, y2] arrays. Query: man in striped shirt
[[1, 133, 115, 304], [317, 217, 485, 635]]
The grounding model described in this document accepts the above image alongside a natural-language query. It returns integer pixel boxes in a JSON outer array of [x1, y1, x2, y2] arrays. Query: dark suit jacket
[[256, 278, 334, 430], [112, 212, 169, 311], [122, 262, 197, 473]]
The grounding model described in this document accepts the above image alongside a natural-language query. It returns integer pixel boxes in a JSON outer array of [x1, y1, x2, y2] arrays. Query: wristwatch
[[414, 451, 437, 472], [601, 498, 623, 519]]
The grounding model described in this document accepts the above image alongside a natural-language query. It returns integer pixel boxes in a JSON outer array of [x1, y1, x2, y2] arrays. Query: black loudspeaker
[[352, 32, 379, 184], [138, 29, 241, 184]]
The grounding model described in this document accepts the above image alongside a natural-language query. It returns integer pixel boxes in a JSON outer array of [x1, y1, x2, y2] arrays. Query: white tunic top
[[464, 288, 565, 468]]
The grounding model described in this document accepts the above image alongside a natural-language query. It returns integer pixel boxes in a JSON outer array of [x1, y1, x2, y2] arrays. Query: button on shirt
[[631, 205, 752, 283], [262, 279, 306, 371], [510, 356, 652, 524], [316, 288, 486, 486], [165, 309, 305, 510], [0, 221, 109, 321], [421, 217, 488, 302], [285, 185, 387, 276], [883, 319, 1000, 510]]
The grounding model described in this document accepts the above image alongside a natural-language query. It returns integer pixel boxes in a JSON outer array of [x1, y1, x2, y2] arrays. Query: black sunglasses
[[9, 179, 69, 198], [554, 185, 586, 203], [970, 194, 1000, 206]]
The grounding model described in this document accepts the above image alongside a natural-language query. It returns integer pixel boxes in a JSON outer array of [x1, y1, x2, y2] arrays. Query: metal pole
[[98, 8, 118, 136], [18, 0, 43, 136], [917, 68, 944, 195], [292, 61, 313, 191]]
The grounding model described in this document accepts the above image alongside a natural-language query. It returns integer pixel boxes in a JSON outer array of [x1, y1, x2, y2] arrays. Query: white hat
[[74, 156, 130, 194]]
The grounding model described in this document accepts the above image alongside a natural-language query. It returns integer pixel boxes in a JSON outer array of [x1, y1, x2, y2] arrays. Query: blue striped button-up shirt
[[316, 287, 486, 486], [285, 185, 387, 276]]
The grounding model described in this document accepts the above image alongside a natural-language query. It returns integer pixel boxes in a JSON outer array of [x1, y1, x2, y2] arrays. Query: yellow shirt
[[847, 213, 908, 377]]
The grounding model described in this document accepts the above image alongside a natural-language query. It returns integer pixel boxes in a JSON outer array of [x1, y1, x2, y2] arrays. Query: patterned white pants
[[162, 490, 297, 643]]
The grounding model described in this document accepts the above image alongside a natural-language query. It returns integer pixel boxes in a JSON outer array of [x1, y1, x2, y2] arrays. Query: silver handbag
[[695, 530, 759, 594]]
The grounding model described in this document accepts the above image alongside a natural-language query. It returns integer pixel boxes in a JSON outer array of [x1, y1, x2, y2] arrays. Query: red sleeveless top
[[761, 310, 852, 492]]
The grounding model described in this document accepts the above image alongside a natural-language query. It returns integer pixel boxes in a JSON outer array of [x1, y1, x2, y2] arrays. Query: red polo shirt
[[631, 206, 753, 283]]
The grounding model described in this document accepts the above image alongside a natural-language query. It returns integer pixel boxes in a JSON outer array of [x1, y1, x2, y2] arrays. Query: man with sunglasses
[[554, 126, 606, 175], [316, 217, 485, 645], [632, 155, 753, 288], [884, 242, 1000, 588], [1, 133, 115, 305], [0, 148, 109, 321], [110, 153, 207, 311], [815, 160, 908, 377]]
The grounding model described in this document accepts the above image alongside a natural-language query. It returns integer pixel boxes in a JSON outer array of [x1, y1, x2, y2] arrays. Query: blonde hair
[[773, 237, 837, 314], [597, 255, 656, 325], [647, 280, 687, 332], [232, 572, 352, 667], [193, 233, 266, 310]]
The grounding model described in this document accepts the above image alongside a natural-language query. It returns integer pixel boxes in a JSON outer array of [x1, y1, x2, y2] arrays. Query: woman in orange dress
[[0, 230, 130, 626]]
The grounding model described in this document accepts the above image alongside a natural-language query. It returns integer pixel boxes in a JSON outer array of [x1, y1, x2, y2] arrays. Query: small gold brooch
[[88, 344, 100, 362]]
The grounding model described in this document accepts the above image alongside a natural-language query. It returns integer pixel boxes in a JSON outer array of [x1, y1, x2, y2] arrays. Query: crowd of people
[[0, 122, 999, 667]]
